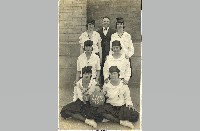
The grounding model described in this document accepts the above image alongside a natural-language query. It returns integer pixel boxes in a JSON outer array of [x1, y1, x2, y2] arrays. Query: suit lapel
[[104, 27, 110, 36], [100, 27, 113, 37], [107, 28, 111, 36], [99, 28, 103, 35]]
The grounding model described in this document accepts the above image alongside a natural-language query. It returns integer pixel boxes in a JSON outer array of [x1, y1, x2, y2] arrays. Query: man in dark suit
[[97, 16, 116, 87]]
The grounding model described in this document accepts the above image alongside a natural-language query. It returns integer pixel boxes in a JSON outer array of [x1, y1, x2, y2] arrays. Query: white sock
[[85, 118, 97, 128], [120, 120, 134, 129]]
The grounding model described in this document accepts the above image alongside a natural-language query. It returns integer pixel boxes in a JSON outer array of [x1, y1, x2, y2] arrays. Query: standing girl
[[109, 17, 134, 59], [79, 19, 102, 64]]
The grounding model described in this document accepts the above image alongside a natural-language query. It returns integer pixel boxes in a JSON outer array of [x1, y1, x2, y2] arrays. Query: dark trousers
[[60, 99, 104, 122], [98, 103, 139, 122]]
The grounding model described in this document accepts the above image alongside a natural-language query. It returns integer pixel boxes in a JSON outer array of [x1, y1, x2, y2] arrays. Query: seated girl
[[60, 66, 102, 128], [100, 66, 139, 129]]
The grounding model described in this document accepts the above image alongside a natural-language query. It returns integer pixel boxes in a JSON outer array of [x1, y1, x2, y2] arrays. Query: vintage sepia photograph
[[58, 0, 142, 130]]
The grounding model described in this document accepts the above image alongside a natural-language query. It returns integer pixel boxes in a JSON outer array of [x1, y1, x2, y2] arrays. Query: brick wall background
[[87, 0, 141, 88], [59, 0, 141, 104], [59, 0, 87, 94]]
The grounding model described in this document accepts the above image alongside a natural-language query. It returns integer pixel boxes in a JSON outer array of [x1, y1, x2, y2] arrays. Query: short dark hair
[[109, 66, 120, 73], [115, 17, 125, 29], [112, 40, 122, 50], [86, 19, 95, 29], [109, 66, 120, 78], [83, 40, 93, 51], [115, 23, 125, 29], [102, 16, 110, 20], [116, 17, 124, 23], [82, 66, 92, 75]]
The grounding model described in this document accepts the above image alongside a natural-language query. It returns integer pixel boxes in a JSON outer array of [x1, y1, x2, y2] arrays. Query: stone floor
[[58, 82, 141, 130]]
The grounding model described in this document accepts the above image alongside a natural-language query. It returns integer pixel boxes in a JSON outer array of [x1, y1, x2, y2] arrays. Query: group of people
[[60, 17, 139, 129]]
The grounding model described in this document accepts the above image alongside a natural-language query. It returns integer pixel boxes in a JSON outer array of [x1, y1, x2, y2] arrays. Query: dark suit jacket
[[97, 27, 116, 64]]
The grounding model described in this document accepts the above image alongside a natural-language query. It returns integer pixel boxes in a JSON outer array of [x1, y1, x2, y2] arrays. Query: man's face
[[102, 18, 110, 28]]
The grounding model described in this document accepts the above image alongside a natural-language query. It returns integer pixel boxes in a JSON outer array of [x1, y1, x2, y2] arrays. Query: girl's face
[[117, 22, 124, 30], [109, 72, 119, 80], [83, 73, 92, 81], [112, 45, 121, 54], [87, 23, 94, 31], [84, 46, 93, 52]]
